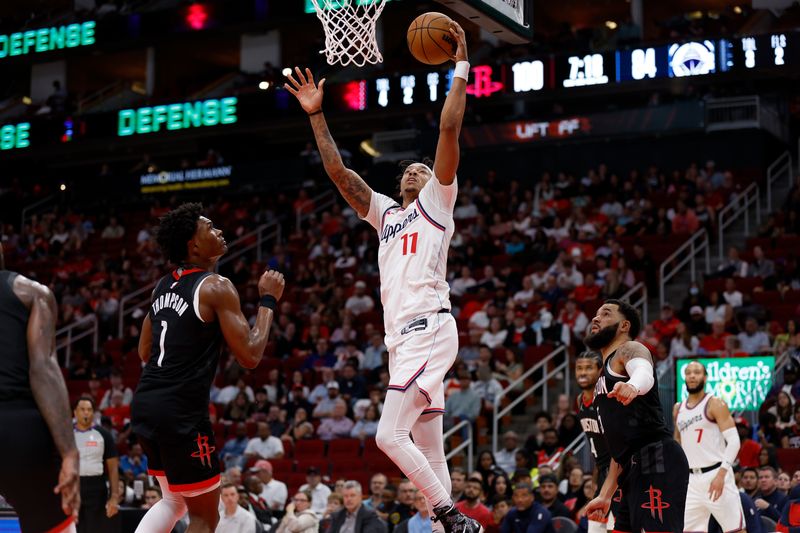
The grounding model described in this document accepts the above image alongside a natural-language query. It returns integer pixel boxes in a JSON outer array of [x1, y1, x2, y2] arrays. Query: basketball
[[407, 12, 457, 65]]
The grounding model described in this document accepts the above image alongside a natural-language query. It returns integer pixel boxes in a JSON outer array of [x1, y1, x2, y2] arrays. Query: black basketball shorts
[[137, 418, 220, 496], [0, 403, 75, 532], [613, 438, 689, 533]]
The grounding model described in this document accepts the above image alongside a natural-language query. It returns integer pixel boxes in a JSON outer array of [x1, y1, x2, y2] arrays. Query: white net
[[310, 0, 387, 67]]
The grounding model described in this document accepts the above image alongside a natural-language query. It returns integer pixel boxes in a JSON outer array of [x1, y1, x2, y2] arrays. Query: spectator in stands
[[387, 480, 416, 531], [488, 499, 509, 533], [142, 486, 161, 510], [738, 422, 762, 467], [224, 466, 243, 487], [781, 403, 800, 448], [699, 319, 731, 353], [502, 482, 552, 533], [557, 299, 588, 345], [218, 482, 257, 533], [738, 317, 771, 354], [769, 391, 795, 431], [536, 474, 570, 518], [652, 304, 681, 340], [313, 381, 343, 419], [481, 317, 508, 349], [740, 467, 759, 499], [774, 320, 800, 354], [119, 442, 148, 482], [557, 414, 581, 448], [345, 281, 374, 316], [317, 399, 354, 441], [472, 364, 503, 411], [686, 305, 710, 336], [101, 216, 125, 239], [455, 478, 493, 529], [452, 266, 477, 298], [220, 422, 250, 469], [300, 467, 332, 519], [717, 246, 749, 278], [488, 474, 511, 507], [327, 481, 386, 533], [669, 322, 700, 357], [305, 339, 336, 371], [450, 468, 467, 502], [224, 391, 255, 422], [571, 273, 599, 304], [309, 368, 336, 405], [536, 429, 563, 466], [395, 490, 431, 533], [339, 363, 367, 403], [99, 369, 133, 409], [283, 406, 315, 443], [749, 246, 776, 285], [351, 404, 379, 440], [444, 373, 481, 429], [353, 388, 383, 420], [495, 431, 521, 476], [671, 201, 700, 235], [250, 460, 288, 511], [556, 260, 583, 292], [722, 278, 743, 308], [778, 472, 792, 496], [276, 490, 319, 533], [363, 333, 386, 371], [102, 389, 131, 432], [244, 475, 273, 526], [218, 377, 256, 404], [754, 466, 786, 521], [245, 421, 285, 461], [363, 473, 387, 509], [454, 195, 479, 220]]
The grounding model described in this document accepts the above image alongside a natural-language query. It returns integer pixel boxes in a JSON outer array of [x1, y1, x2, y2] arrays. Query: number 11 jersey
[[132, 268, 222, 439]]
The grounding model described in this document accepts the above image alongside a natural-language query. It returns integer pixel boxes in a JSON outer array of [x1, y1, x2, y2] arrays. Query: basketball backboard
[[434, 0, 532, 44]]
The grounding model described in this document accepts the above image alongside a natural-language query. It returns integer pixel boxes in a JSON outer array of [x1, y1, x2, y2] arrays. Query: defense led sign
[[0, 21, 95, 59], [118, 97, 238, 137], [0, 122, 30, 150]]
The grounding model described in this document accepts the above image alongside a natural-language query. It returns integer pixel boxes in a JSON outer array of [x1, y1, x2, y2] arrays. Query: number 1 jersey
[[132, 268, 222, 439], [361, 175, 457, 348]]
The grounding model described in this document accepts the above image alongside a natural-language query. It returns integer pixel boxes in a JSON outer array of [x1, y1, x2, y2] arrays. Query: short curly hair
[[395, 157, 434, 198], [156, 203, 203, 265]]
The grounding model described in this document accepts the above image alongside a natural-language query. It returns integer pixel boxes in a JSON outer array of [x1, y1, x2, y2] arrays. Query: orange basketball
[[407, 12, 457, 65]]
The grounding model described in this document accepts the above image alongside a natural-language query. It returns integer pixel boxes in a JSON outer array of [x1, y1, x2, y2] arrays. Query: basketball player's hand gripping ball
[[284, 67, 325, 115], [607, 381, 638, 406]]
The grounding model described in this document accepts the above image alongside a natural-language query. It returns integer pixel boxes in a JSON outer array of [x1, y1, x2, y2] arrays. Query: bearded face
[[686, 377, 706, 394], [583, 322, 621, 351]]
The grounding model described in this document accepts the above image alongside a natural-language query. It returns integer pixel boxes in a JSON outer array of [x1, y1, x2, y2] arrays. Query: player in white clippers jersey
[[285, 21, 482, 533], [674, 361, 745, 533]]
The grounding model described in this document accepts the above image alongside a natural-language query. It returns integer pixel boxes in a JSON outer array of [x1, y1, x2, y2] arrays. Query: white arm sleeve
[[721, 426, 741, 467], [624, 357, 655, 395]]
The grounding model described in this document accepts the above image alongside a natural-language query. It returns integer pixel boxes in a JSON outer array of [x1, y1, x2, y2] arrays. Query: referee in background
[[73, 395, 121, 533]]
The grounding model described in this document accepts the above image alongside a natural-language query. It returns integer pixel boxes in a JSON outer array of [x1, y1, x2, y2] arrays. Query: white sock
[[412, 412, 452, 532], [376, 386, 453, 510], [135, 476, 188, 533]]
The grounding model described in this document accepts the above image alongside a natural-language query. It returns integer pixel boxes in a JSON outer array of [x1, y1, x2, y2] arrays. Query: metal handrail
[[659, 229, 710, 309], [296, 190, 337, 230], [717, 181, 760, 261], [117, 221, 280, 337], [56, 314, 98, 369], [20, 194, 56, 230], [621, 282, 648, 325], [544, 432, 587, 469], [766, 151, 793, 213], [492, 345, 568, 455], [443, 419, 474, 474]]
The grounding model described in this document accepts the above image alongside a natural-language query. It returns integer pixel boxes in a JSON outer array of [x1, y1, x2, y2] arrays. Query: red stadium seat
[[270, 458, 294, 475], [295, 458, 329, 475], [330, 458, 366, 478], [327, 438, 361, 458], [294, 439, 326, 458]]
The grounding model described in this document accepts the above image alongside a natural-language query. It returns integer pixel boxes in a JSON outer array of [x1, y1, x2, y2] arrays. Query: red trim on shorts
[[723, 512, 744, 533], [777, 524, 790, 533], [168, 474, 221, 493], [612, 530, 631, 533], [45, 516, 74, 533], [148, 469, 166, 476], [387, 362, 427, 391]]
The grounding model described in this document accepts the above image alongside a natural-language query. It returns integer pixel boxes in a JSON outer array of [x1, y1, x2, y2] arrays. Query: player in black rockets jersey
[[575, 351, 617, 533], [0, 243, 80, 532], [131, 203, 285, 533], [583, 300, 689, 533]]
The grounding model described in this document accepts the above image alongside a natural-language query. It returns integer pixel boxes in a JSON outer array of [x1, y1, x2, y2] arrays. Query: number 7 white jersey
[[676, 393, 726, 468], [361, 174, 457, 349]]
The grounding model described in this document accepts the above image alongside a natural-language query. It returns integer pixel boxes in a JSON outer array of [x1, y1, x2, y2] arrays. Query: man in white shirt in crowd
[[450, 266, 476, 298], [250, 460, 288, 511], [299, 467, 332, 518], [217, 483, 256, 533], [345, 281, 374, 316], [98, 369, 133, 409], [309, 368, 337, 405], [494, 431, 520, 475], [737, 317, 771, 354], [244, 422, 285, 462], [313, 381, 342, 419]]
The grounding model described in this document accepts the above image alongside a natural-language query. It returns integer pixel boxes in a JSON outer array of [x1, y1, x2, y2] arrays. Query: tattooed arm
[[608, 341, 655, 405], [14, 275, 80, 519], [285, 67, 373, 218]]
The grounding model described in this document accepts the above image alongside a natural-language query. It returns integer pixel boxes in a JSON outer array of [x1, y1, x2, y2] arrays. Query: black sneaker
[[432, 505, 484, 533]]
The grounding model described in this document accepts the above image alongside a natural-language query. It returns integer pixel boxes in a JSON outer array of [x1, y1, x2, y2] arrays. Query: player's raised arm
[[285, 67, 373, 218], [18, 277, 80, 519], [207, 271, 285, 369], [138, 314, 152, 363], [433, 22, 468, 186]]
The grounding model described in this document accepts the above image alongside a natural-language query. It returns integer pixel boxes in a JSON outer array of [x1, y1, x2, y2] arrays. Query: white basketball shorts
[[385, 311, 458, 414], [684, 468, 744, 533]]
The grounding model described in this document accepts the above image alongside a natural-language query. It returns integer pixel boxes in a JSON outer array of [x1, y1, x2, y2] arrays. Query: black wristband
[[307, 109, 323, 117], [260, 295, 277, 310]]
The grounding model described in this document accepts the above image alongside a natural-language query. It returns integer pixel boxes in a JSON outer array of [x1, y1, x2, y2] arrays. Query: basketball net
[[311, 0, 387, 67]]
